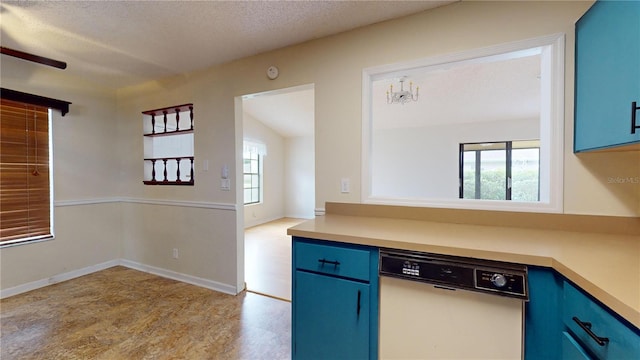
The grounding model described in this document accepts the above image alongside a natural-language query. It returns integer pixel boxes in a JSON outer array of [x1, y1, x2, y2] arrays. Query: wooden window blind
[[0, 98, 52, 245]]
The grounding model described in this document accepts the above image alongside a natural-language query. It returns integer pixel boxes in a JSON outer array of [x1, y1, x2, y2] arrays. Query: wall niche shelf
[[142, 103, 193, 136], [142, 103, 195, 186], [143, 129, 193, 138]]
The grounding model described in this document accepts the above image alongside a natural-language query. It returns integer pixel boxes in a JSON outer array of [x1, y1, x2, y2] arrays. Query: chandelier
[[386, 77, 419, 105]]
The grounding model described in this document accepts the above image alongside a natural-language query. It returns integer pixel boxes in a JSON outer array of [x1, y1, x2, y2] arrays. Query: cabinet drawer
[[563, 281, 640, 359], [295, 242, 371, 281]]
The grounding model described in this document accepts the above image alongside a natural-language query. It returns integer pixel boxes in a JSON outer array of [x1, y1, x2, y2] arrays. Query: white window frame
[[243, 140, 266, 205], [362, 33, 564, 213]]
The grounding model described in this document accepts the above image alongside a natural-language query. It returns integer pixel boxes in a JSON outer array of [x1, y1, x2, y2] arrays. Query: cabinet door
[[525, 267, 564, 360], [563, 281, 640, 359], [574, 0, 640, 151], [294, 271, 370, 360], [562, 332, 593, 360]]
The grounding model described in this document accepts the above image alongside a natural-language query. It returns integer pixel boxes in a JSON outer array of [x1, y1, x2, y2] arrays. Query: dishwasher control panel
[[475, 269, 526, 297], [380, 249, 528, 300]]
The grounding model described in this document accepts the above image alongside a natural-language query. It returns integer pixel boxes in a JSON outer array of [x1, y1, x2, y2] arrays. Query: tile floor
[[0, 266, 291, 360]]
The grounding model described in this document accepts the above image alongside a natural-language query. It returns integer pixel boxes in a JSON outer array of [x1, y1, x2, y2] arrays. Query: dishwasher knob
[[490, 273, 507, 288]]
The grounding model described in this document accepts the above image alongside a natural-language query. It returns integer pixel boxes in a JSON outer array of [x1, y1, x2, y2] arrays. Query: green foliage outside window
[[461, 142, 539, 202]]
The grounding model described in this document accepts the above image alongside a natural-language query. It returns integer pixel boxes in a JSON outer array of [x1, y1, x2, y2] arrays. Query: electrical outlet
[[341, 178, 350, 193], [221, 178, 230, 191], [172, 248, 179, 259]]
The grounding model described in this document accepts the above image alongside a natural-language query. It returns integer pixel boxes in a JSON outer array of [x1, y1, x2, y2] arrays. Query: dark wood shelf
[[143, 129, 193, 137], [143, 180, 194, 186], [142, 104, 194, 186], [143, 156, 194, 161], [142, 103, 193, 116]]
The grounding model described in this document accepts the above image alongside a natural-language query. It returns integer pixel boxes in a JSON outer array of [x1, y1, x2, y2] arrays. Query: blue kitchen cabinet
[[292, 237, 379, 360], [525, 267, 564, 360], [574, 0, 640, 152], [525, 267, 640, 359], [562, 331, 593, 360], [563, 281, 640, 359]]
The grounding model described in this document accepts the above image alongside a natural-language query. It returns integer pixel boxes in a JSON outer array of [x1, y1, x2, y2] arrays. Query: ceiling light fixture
[[386, 76, 419, 105]]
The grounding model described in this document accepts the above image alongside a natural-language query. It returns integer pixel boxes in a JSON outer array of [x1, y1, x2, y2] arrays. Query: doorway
[[239, 84, 315, 300]]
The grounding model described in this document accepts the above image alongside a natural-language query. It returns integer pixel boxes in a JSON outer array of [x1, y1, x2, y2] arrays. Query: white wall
[[372, 118, 539, 199], [285, 135, 315, 218], [242, 115, 315, 225], [242, 112, 285, 228]]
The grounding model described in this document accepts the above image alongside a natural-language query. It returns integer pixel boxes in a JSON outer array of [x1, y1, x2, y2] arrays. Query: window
[[0, 99, 53, 246], [460, 140, 540, 202], [363, 33, 564, 213], [142, 104, 194, 185], [243, 149, 261, 205], [243, 140, 266, 205]]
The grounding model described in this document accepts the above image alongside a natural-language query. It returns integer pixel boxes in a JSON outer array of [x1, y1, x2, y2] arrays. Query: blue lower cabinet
[[292, 237, 379, 360], [563, 281, 640, 359], [525, 267, 564, 360], [525, 268, 640, 360], [562, 331, 593, 360], [294, 271, 370, 359]]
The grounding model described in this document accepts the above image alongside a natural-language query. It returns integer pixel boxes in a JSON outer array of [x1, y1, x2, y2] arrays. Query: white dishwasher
[[379, 249, 528, 360]]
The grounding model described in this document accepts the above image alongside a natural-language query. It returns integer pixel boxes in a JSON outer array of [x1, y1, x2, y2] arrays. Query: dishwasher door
[[380, 276, 524, 360]]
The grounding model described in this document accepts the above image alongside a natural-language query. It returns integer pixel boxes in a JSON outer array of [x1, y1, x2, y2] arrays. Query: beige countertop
[[288, 209, 640, 329]]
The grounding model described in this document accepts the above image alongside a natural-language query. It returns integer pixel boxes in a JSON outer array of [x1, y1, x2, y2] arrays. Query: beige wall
[[2, 0, 638, 294], [0, 56, 122, 290], [1, 204, 123, 289], [119, 0, 638, 216], [119, 202, 237, 289], [114, 1, 638, 294]]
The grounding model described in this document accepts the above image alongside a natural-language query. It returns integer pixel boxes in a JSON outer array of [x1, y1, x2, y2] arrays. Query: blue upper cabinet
[[574, 0, 640, 152]]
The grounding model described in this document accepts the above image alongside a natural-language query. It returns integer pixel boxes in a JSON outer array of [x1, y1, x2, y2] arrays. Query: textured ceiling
[[0, 0, 454, 89]]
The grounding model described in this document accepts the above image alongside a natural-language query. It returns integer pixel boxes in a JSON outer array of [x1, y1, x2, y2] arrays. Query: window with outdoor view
[[243, 149, 261, 205], [243, 140, 266, 205], [460, 140, 540, 201]]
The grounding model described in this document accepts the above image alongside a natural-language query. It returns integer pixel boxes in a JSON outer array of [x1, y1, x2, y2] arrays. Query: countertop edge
[[288, 224, 640, 330], [325, 202, 640, 236], [551, 259, 640, 330]]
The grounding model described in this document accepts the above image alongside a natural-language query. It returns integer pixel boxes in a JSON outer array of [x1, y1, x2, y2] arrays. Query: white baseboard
[[0, 259, 120, 299], [1, 259, 238, 299], [119, 259, 237, 295], [284, 213, 315, 220]]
